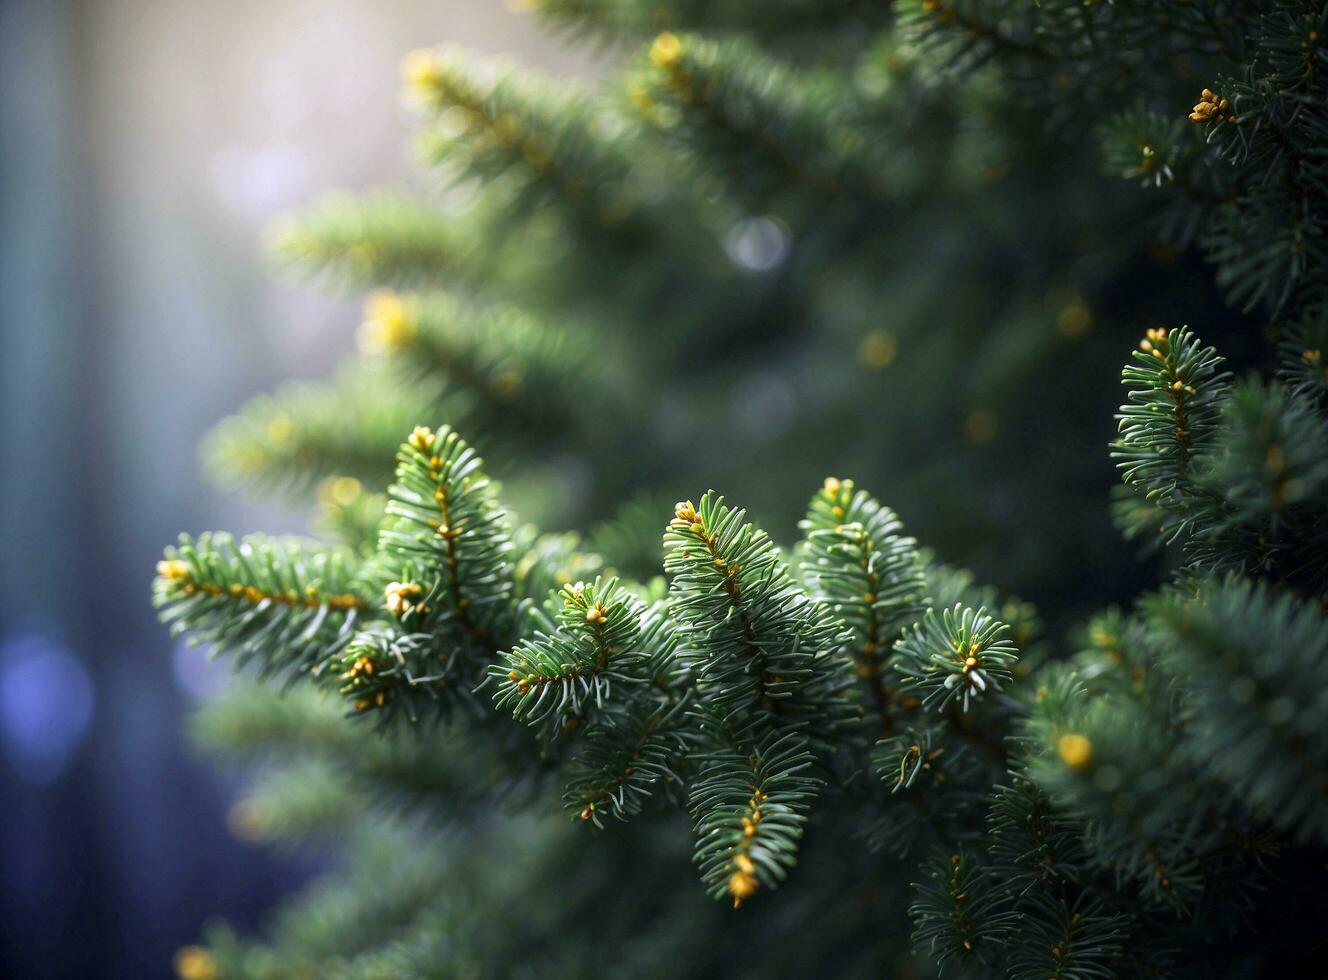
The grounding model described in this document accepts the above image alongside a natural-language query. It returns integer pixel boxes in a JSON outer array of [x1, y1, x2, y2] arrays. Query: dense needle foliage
[[157, 2, 1328, 977]]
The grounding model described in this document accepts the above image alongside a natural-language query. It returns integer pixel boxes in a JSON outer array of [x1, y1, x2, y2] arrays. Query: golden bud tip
[[1058, 732, 1094, 771], [408, 425, 435, 452], [402, 48, 443, 92], [385, 580, 423, 617], [650, 32, 683, 70], [359, 289, 417, 353], [173, 945, 219, 980], [728, 868, 759, 907], [157, 559, 191, 581]]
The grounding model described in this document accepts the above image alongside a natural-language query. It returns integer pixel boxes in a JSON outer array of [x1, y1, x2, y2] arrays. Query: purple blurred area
[[0, 2, 592, 975]]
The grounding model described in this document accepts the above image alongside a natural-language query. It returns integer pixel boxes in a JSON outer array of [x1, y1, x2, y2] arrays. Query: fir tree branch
[[664, 493, 855, 743], [155, 533, 367, 679], [688, 730, 820, 907], [894, 604, 1018, 713], [374, 424, 516, 652], [203, 363, 447, 499], [491, 577, 647, 729], [269, 192, 476, 290], [800, 476, 926, 734]]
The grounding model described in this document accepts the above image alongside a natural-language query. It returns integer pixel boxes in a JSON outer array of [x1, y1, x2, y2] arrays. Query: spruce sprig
[[664, 493, 855, 744], [1113, 326, 1229, 544], [800, 476, 926, 730], [894, 604, 1018, 712], [491, 577, 646, 729], [374, 424, 515, 651], [688, 730, 821, 908], [908, 849, 1017, 973], [1151, 577, 1328, 845], [154, 532, 367, 678]]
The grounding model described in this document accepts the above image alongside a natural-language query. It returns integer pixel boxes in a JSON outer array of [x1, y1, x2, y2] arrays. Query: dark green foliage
[[1151, 577, 1328, 845], [800, 477, 927, 728], [325, 624, 455, 725], [908, 850, 1016, 973], [907, 0, 1328, 321], [155, 532, 367, 679], [491, 577, 646, 728], [688, 731, 820, 906], [868, 723, 986, 858], [1004, 891, 1126, 980], [1278, 302, 1328, 400], [1197, 376, 1328, 582], [663, 492, 856, 746], [634, 33, 891, 209], [381, 291, 593, 437], [1112, 326, 1230, 546], [560, 692, 691, 826], [894, 604, 1018, 712], [374, 424, 515, 644], [408, 45, 646, 241], [151, 0, 1328, 975], [986, 776, 1086, 897]]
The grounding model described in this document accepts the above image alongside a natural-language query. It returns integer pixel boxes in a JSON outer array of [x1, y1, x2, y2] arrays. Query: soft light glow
[[0, 633, 95, 785]]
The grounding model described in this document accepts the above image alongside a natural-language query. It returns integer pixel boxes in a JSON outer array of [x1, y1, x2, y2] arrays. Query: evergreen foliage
[[155, 1, 1328, 976]]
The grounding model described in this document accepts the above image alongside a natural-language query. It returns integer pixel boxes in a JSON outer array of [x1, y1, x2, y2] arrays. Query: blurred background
[[0, 2, 596, 976]]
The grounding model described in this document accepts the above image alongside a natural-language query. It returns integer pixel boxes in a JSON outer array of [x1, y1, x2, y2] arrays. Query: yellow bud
[[650, 32, 683, 70], [358, 290, 417, 352], [728, 869, 759, 907], [409, 425, 435, 452], [1058, 732, 1094, 771], [157, 559, 191, 581], [385, 580, 423, 617], [402, 48, 443, 93], [174, 945, 219, 980], [265, 413, 296, 447], [857, 329, 897, 369], [320, 475, 363, 506]]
